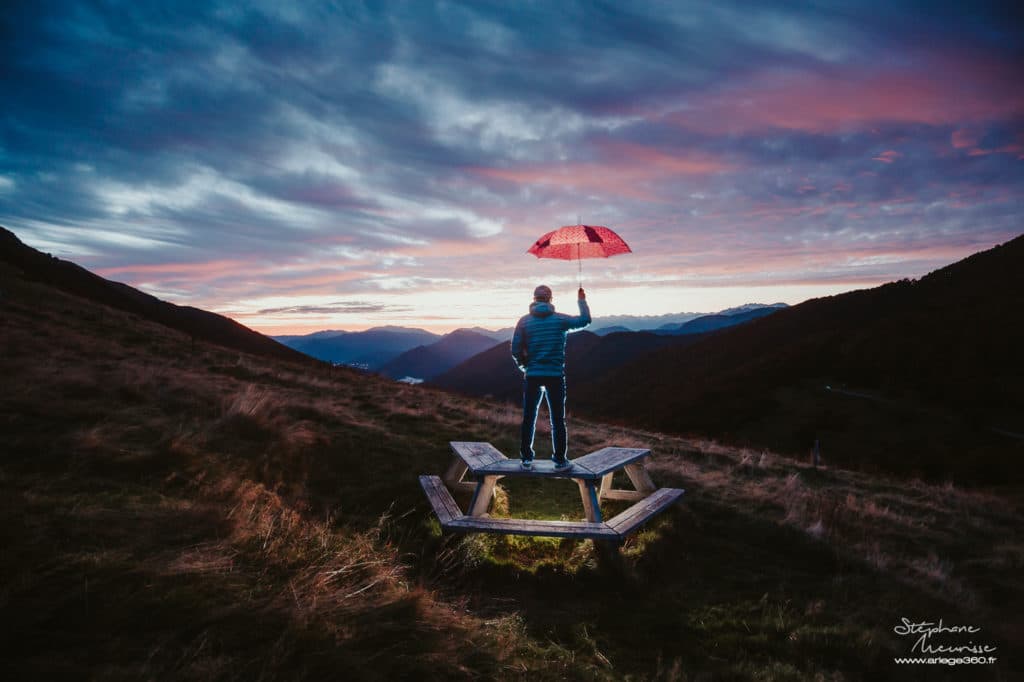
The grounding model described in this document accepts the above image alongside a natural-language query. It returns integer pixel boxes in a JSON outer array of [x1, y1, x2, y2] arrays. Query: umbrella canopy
[[527, 223, 631, 287], [527, 224, 631, 260]]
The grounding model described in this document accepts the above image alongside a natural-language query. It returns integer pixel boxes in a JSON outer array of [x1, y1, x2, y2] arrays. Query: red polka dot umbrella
[[527, 223, 631, 286]]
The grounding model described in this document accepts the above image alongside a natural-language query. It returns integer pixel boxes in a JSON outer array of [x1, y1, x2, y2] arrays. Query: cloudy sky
[[2, 1, 1022, 333]]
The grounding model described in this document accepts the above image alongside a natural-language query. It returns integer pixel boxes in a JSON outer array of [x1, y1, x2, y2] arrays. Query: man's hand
[[578, 287, 586, 300]]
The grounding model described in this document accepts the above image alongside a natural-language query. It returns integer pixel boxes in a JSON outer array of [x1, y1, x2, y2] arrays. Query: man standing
[[510, 285, 591, 469]]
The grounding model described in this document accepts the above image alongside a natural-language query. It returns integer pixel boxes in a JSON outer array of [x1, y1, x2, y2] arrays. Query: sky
[[1, 1, 1022, 334]]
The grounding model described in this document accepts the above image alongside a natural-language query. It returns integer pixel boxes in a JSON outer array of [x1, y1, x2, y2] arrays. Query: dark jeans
[[520, 375, 568, 463]]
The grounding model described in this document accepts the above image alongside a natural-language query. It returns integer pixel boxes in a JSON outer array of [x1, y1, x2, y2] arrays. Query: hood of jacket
[[529, 301, 555, 318]]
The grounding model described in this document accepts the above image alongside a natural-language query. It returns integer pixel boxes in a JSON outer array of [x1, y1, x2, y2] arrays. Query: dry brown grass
[[642, 430, 1022, 618]]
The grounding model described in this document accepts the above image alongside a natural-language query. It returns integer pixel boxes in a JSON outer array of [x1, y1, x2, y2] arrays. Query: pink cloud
[[97, 259, 248, 280], [96, 255, 385, 297], [662, 53, 1024, 134], [393, 238, 505, 259], [951, 128, 979, 149], [471, 142, 732, 200], [951, 128, 1024, 159], [872, 150, 902, 163]]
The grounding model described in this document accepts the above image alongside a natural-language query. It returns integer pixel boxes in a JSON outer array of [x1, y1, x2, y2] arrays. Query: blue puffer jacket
[[510, 299, 591, 376]]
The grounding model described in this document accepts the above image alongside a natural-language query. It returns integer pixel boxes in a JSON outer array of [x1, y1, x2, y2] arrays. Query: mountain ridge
[[0, 226, 309, 364], [378, 329, 500, 381], [275, 327, 441, 368]]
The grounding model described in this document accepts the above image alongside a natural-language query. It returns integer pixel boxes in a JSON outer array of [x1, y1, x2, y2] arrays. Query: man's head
[[533, 284, 552, 302]]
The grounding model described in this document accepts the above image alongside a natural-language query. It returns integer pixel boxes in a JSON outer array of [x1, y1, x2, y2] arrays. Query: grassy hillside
[[2, 257, 1022, 680]]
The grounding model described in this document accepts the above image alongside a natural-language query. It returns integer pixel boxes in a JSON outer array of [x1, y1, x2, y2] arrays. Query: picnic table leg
[[444, 457, 467, 485], [598, 472, 614, 501], [469, 475, 499, 517], [624, 462, 657, 494], [576, 479, 603, 523], [444, 457, 477, 494]]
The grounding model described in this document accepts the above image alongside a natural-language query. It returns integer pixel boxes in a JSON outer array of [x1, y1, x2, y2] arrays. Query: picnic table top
[[471, 458, 598, 479], [449, 441, 506, 469], [450, 441, 651, 479], [572, 447, 651, 477]]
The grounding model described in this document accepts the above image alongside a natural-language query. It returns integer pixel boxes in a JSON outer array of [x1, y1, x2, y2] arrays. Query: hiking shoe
[[552, 459, 571, 470], [520, 460, 533, 470]]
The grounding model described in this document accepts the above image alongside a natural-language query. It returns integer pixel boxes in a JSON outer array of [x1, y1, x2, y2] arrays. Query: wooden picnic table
[[421, 441, 684, 544]]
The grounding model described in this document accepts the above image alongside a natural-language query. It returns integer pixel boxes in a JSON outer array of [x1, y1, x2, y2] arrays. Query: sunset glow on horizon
[[2, 2, 1021, 334]]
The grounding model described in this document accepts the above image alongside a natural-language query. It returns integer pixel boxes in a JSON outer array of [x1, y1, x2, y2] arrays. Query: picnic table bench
[[421, 441, 684, 546]]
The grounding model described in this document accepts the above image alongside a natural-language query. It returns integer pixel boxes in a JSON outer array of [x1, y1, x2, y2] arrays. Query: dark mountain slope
[[577, 235, 1024, 482], [379, 329, 499, 381], [0, 226, 308, 364]]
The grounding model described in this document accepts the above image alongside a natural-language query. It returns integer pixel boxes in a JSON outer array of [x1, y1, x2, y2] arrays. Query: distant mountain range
[[274, 327, 440, 370], [429, 305, 789, 399], [375, 306, 788, 383], [278, 304, 789, 371], [588, 311, 706, 330], [274, 329, 349, 343], [379, 329, 499, 381], [654, 304, 787, 335], [0, 227, 309, 364], [463, 326, 512, 341]]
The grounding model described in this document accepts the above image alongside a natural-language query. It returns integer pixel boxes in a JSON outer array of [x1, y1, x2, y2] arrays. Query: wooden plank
[[573, 447, 651, 477], [606, 488, 684, 537], [624, 462, 657, 493], [419, 475, 463, 525], [428, 475, 464, 523], [448, 516, 617, 539], [425, 475, 464, 522], [598, 472, 614, 500], [468, 475, 499, 517], [473, 458, 599, 479], [449, 441, 507, 471], [576, 479, 603, 522], [599, 489, 649, 502], [606, 488, 682, 532]]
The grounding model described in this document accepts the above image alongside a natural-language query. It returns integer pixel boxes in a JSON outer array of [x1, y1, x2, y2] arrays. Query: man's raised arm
[[565, 288, 591, 331]]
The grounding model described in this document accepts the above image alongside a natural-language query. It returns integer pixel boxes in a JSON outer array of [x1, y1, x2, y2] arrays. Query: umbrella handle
[[577, 242, 582, 288]]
